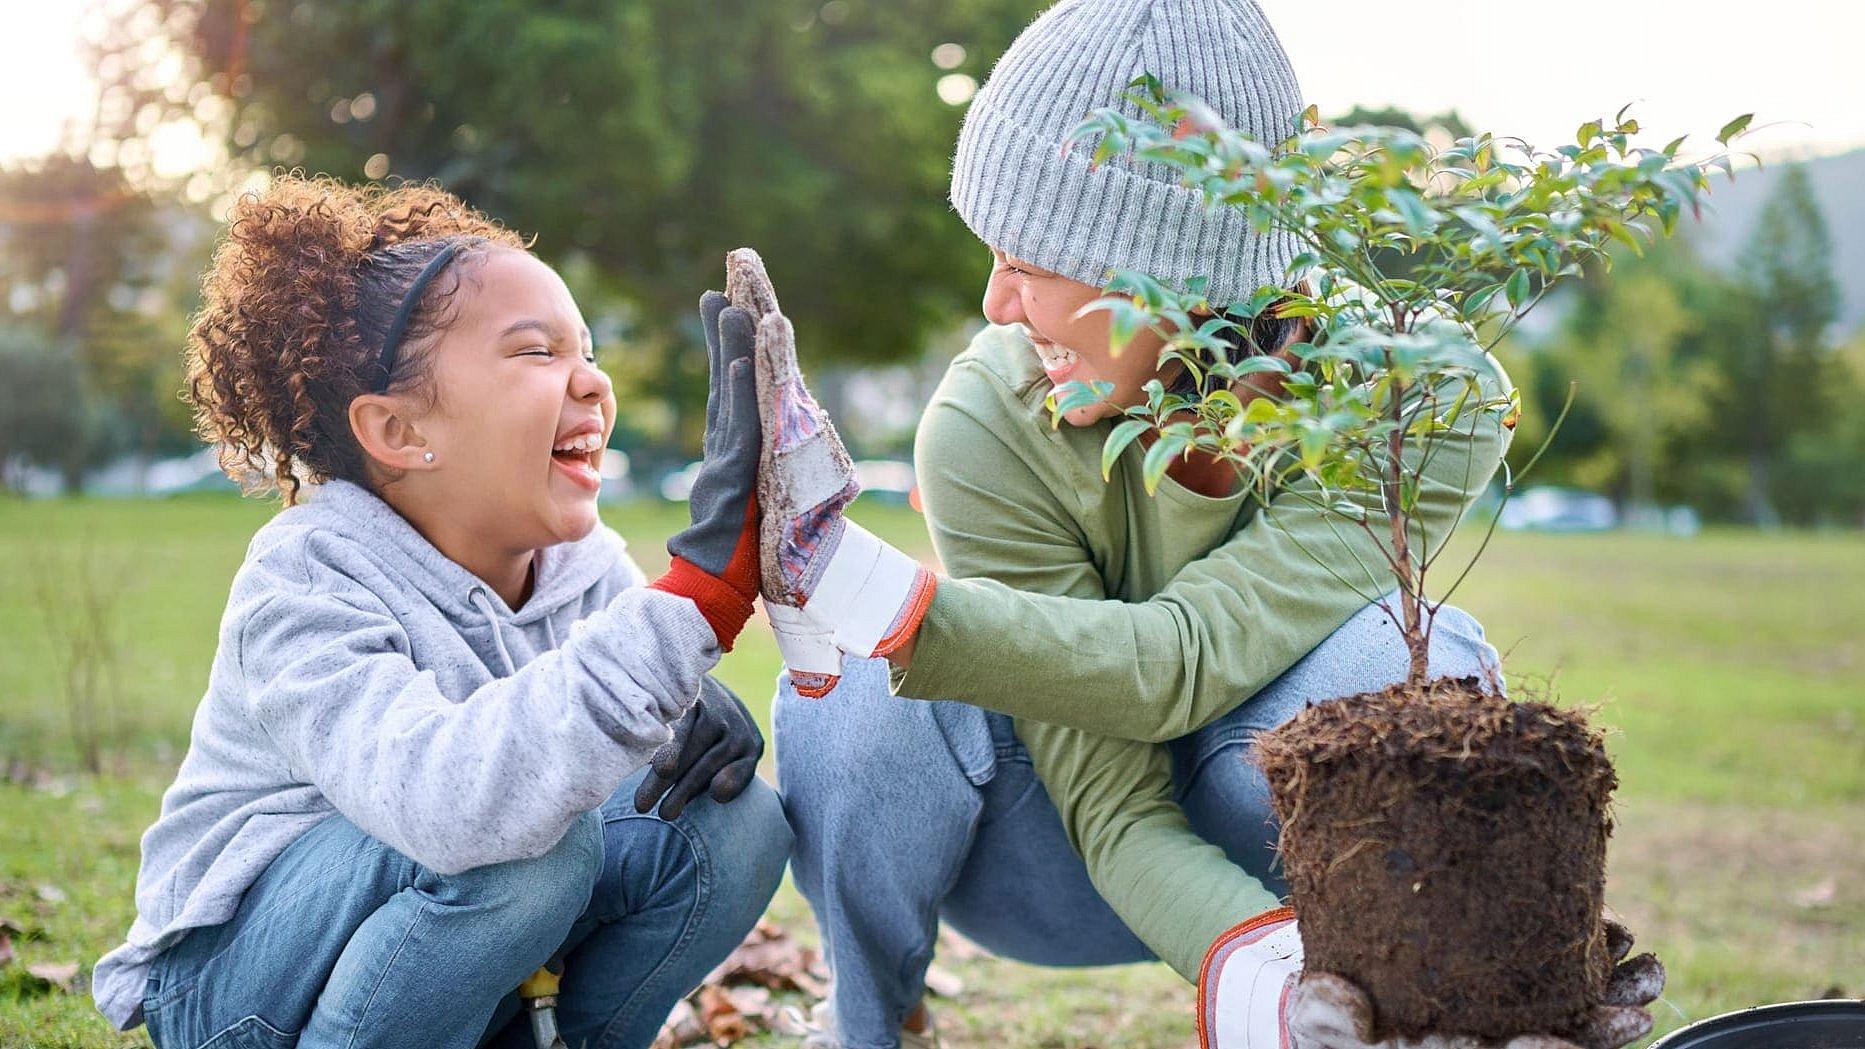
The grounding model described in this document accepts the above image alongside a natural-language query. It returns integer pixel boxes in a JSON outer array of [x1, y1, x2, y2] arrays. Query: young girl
[[91, 175, 792, 1049]]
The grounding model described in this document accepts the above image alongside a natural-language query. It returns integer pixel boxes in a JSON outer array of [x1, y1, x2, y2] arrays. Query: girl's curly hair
[[185, 173, 528, 506]]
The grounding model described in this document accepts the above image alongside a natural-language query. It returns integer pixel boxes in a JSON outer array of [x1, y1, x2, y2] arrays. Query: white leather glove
[[726, 248, 936, 697]]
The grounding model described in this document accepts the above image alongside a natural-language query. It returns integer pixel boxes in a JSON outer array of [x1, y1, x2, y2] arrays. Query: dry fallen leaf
[[1792, 877, 1837, 908], [936, 924, 988, 961], [26, 961, 83, 993], [704, 918, 829, 998], [697, 985, 752, 1043], [34, 884, 67, 905], [652, 1000, 706, 1049], [654, 919, 851, 1046], [923, 964, 965, 999]]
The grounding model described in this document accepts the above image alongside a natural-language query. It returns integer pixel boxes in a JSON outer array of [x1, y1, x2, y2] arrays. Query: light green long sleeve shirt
[[893, 324, 1512, 978]]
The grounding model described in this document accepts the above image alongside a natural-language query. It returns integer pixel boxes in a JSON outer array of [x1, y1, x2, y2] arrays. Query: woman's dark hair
[[1164, 281, 1312, 398], [185, 173, 528, 506]]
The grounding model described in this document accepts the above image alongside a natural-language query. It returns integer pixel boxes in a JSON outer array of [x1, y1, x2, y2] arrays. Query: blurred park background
[[1, 1, 1860, 1046]]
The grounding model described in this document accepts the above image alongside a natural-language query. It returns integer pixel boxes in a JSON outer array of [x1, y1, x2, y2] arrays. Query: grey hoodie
[[92, 477, 718, 1030]]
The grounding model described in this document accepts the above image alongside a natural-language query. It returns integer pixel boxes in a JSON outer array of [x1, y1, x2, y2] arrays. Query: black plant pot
[[1649, 999, 1865, 1048]]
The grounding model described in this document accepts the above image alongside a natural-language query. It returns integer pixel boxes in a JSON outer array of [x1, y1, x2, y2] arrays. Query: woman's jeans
[[140, 769, 793, 1049], [774, 600, 1500, 1049]]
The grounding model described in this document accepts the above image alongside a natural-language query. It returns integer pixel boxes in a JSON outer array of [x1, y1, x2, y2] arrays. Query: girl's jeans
[[774, 600, 1500, 1049], [140, 769, 793, 1049]]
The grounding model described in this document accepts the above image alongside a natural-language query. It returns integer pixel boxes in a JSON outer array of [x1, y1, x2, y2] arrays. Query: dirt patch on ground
[[1257, 679, 1617, 1040]]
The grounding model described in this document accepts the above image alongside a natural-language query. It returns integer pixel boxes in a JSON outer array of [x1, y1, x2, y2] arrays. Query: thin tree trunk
[[1745, 446, 1779, 529]]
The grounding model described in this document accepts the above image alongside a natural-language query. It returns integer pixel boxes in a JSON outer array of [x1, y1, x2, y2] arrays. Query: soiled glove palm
[[1286, 920, 1666, 1049], [631, 676, 763, 820], [725, 248, 935, 696]]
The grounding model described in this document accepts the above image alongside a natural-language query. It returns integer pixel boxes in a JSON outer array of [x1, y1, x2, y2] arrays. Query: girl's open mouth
[[550, 437, 603, 492]]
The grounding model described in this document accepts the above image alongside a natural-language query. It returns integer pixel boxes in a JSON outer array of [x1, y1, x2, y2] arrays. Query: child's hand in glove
[[632, 676, 764, 820], [646, 292, 762, 650]]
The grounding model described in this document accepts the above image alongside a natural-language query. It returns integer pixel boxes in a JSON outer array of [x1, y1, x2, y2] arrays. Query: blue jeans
[[774, 601, 1500, 1049], [140, 769, 793, 1049]]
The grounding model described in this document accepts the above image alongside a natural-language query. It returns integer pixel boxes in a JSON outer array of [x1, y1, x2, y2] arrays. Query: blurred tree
[[0, 327, 86, 492], [1330, 104, 1473, 141], [92, 0, 1047, 451], [0, 157, 199, 491], [1779, 327, 1865, 526], [1725, 163, 1841, 526], [1502, 237, 1721, 513]]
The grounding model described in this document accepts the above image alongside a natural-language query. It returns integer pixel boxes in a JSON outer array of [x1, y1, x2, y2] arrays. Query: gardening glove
[[647, 291, 762, 651], [724, 247, 936, 697], [1282, 918, 1665, 1049], [632, 675, 763, 819], [1198, 906, 1305, 1049]]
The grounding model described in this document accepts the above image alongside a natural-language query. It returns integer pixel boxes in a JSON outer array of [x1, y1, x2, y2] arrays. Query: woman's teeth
[[1034, 342, 1079, 371]]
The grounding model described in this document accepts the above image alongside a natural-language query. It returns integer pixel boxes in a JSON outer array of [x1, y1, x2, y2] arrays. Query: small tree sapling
[[1053, 75, 1751, 684]]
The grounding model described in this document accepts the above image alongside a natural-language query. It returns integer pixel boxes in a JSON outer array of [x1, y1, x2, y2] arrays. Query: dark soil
[[1255, 677, 1618, 1041]]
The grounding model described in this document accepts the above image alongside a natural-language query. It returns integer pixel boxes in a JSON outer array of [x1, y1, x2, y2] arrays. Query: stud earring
[[423, 451, 435, 462]]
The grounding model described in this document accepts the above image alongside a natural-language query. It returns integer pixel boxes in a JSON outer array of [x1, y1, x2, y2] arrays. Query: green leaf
[[1505, 268, 1532, 309], [1229, 355, 1294, 376], [1045, 380, 1112, 426], [1140, 433, 1190, 494], [1465, 282, 1506, 315], [1717, 113, 1753, 145], [1100, 419, 1151, 480]]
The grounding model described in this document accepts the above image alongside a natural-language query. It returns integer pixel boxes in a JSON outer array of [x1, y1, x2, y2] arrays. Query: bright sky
[[1, 1, 1859, 166], [1260, 0, 1863, 161]]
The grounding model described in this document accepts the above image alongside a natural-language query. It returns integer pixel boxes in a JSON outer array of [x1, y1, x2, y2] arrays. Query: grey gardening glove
[[645, 292, 762, 649], [632, 676, 764, 820], [1287, 919, 1666, 1049]]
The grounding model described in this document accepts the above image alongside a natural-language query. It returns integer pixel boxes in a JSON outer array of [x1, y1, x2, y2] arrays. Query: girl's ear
[[349, 393, 435, 475]]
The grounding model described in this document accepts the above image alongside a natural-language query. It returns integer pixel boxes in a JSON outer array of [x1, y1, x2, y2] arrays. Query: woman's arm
[[892, 390, 1289, 976], [893, 356, 1513, 742], [1019, 717, 1283, 977], [238, 562, 715, 875]]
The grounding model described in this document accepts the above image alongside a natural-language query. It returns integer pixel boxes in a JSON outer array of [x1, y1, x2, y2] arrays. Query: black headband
[[372, 241, 465, 393]]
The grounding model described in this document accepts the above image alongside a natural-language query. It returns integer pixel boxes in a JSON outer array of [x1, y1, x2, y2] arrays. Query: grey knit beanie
[[950, 0, 1305, 307]]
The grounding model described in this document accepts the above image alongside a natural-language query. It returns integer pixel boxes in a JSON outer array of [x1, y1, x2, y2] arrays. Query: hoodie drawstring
[[467, 587, 517, 678]]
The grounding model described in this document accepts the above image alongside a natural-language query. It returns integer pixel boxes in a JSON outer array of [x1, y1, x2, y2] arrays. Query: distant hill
[[1680, 147, 1865, 336]]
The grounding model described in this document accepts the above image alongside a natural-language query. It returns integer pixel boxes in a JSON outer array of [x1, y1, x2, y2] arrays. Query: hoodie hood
[[266, 478, 629, 673], [283, 478, 620, 619]]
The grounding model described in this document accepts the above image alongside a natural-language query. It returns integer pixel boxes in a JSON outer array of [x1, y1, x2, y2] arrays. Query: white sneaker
[[786, 998, 943, 1049]]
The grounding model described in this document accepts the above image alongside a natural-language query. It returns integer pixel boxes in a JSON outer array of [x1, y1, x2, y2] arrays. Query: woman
[[93, 176, 791, 1049], [756, 1, 1661, 1047]]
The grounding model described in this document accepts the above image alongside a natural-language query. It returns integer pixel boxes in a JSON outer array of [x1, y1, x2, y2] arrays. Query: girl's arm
[[237, 563, 715, 875], [893, 356, 1513, 742]]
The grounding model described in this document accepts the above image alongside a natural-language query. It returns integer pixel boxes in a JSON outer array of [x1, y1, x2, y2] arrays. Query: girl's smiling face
[[375, 248, 617, 556], [980, 247, 1172, 426]]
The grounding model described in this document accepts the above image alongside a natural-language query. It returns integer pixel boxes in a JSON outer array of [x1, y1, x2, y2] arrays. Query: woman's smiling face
[[403, 248, 617, 550], [980, 247, 1171, 426]]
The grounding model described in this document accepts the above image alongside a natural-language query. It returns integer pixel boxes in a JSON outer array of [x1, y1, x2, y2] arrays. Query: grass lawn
[[1, 493, 1860, 1047]]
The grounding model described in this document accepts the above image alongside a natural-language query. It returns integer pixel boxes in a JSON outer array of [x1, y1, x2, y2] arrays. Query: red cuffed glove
[[648, 291, 762, 650]]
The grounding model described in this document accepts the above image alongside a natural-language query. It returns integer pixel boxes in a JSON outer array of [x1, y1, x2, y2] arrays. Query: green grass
[[1, 493, 1860, 1047]]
